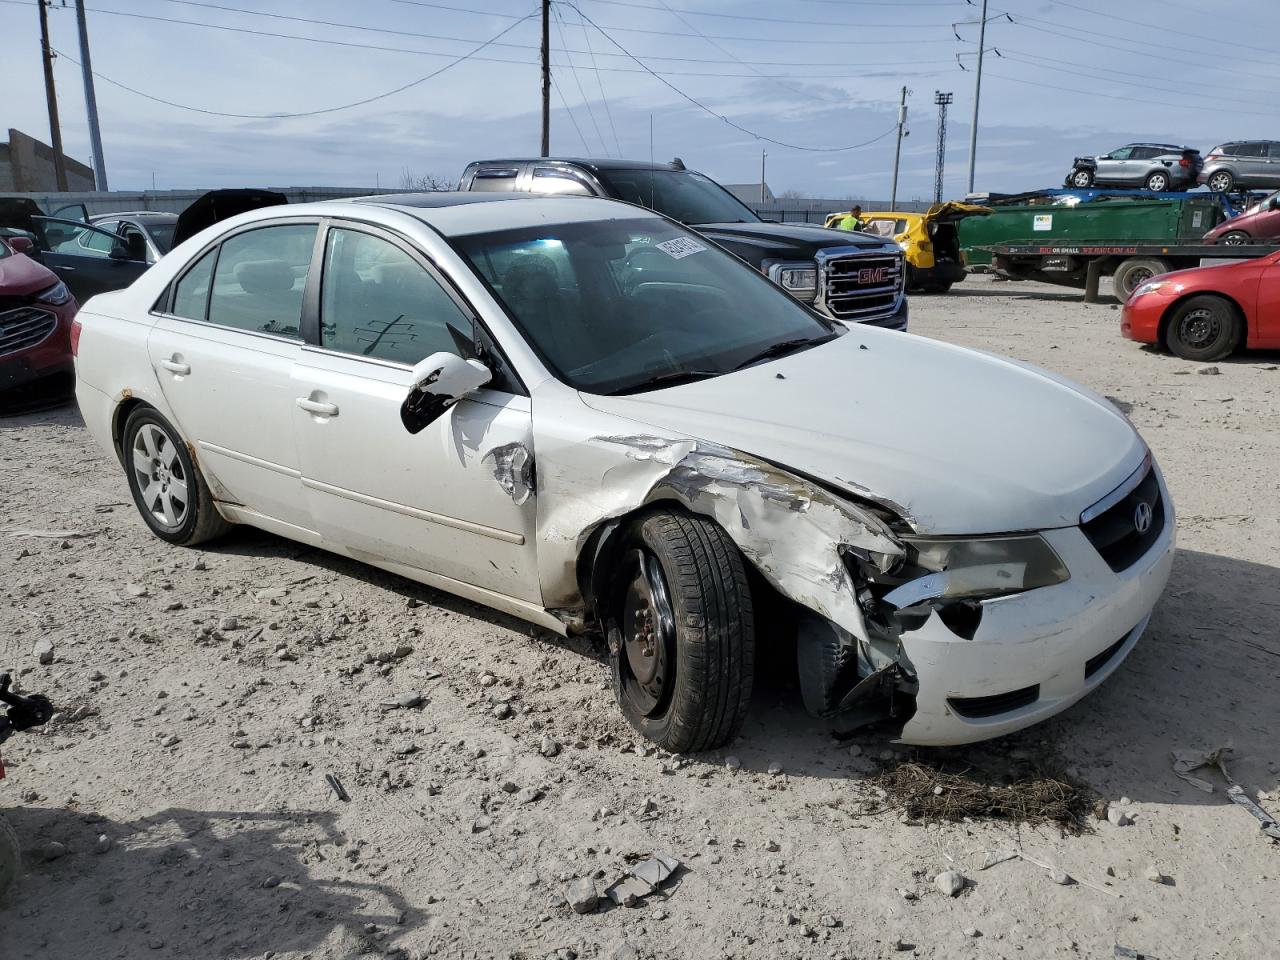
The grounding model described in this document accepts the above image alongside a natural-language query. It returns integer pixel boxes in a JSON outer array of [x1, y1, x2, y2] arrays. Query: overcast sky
[[3, 0, 1277, 200]]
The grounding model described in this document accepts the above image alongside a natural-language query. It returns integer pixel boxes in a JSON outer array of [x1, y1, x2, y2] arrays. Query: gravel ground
[[2, 274, 1278, 960]]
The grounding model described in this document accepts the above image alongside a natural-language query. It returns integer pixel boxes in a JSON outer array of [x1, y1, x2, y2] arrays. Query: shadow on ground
[[0, 805, 418, 960]]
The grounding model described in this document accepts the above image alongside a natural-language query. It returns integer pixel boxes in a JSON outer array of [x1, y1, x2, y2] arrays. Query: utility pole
[[967, 0, 987, 194], [760, 149, 766, 204], [934, 91, 953, 203], [75, 0, 107, 190], [37, 0, 69, 191], [889, 86, 908, 212], [540, 0, 550, 157]]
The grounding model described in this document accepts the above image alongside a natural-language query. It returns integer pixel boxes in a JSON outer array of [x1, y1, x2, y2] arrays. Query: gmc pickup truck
[[459, 157, 907, 330]]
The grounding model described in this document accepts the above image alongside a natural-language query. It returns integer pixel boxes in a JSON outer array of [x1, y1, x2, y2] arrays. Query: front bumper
[[1120, 293, 1167, 345], [894, 470, 1175, 745]]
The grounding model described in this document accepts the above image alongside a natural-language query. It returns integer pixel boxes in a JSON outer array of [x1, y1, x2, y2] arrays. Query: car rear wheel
[[122, 407, 230, 546], [608, 510, 754, 753], [1219, 231, 1251, 246], [1144, 171, 1170, 192], [1070, 168, 1094, 188], [1166, 294, 1241, 362], [1112, 257, 1170, 301], [1207, 170, 1234, 193]]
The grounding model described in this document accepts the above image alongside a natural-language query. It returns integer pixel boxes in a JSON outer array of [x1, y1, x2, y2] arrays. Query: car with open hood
[[0, 190, 286, 303], [459, 157, 908, 330], [72, 192, 1173, 750], [825, 202, 992, 293]]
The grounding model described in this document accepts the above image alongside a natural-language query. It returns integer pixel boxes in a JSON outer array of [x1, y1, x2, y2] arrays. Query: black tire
[[1069, 168, 1094, 188], [607, 510, 754, 753], [1165, 294, 1241, 362], [1219, 230, 1251, 246], [1207, 170, 1234, 193], [1144, 170, 1171, 192], [121, 406, 230, 546], [1112, 257, 1171, 301], [0, 814, 19, 903]]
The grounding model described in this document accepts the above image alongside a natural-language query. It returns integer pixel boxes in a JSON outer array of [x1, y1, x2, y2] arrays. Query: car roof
[[91, 211, 179, 222], [468, 157, 683, 173], [347, 192, 655, 237], [1124, 143, 1195, 151]]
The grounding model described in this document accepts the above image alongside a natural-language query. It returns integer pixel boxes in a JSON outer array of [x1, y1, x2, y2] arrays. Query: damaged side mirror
[[400, 351, 491, 435]]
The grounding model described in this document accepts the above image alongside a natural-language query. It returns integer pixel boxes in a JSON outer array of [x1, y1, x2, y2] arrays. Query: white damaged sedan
[[73, 193, 1174, 751]]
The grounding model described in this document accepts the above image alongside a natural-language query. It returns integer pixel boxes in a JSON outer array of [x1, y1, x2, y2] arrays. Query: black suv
[[459, 158, 907, 329]]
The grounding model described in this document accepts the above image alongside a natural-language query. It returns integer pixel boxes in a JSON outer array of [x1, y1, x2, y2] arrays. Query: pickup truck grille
[[0, 306, 58, 358], [821, 253, 904, 320]]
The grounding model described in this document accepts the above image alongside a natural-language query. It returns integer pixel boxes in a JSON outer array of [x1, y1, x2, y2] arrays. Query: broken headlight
[[882, 534, 1070, 609]]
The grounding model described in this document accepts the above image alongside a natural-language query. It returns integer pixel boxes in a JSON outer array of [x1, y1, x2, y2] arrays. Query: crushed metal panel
[[482, 441, 535, 505]]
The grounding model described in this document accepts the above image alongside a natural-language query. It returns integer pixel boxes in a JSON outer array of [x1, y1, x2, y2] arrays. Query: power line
[[551, 3, 609, 156], [569, 5, 623, 157], [584, 0, 953, 29], [13, 1, 940, 82], [983, 71, 1278, 120], [650, 0, 850, 105], [560, 1, 901, 153], [551, 76, 592, 155], [46, 13, 539, 119], [1034, 0, 1277, 56]]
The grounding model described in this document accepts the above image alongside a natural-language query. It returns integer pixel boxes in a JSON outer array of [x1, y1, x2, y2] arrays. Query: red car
[[1202, 190, 1280, 245], [0, 235, 79, 410], [1121, 251, 1280, 361]]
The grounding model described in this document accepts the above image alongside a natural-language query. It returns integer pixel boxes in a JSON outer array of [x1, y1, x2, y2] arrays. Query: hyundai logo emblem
[[1133, 501, 1153, 535]]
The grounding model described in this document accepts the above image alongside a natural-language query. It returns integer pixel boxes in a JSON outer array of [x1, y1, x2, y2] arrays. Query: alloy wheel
[[131, 422, 190, 530], [1208, 172, 1233, 193], [617, 548, 677, 718], [1147, 173, 1168, 191]]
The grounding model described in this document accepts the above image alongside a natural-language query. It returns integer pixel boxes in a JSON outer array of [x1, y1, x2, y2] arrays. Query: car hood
[[579, 330, 1145, 535], [692, 220, 893, 258], [0, 248, 58, 297]]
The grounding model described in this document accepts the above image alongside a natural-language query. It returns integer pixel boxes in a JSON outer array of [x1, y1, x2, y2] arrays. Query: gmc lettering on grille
[[857, 267, 888, 284]]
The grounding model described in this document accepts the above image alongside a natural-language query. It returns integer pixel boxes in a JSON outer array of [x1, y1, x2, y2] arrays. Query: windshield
[[145, 222, 177, 253], [593, 169, 760, 225], [455, 217, 838, 396]]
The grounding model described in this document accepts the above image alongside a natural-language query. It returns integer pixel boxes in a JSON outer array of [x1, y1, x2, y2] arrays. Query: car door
[[1233, 142, 1268, 185], [291, 221, 541, 602], [1255, 254, 1280, 347], [147, 220, 319, 531], [1265, 143, 1280, 188], [30, 217, 148, 300], [1098, 146, 1132, 184]]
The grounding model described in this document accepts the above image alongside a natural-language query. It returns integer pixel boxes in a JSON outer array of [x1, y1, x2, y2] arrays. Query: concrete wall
[[1, 129, 95, 193]]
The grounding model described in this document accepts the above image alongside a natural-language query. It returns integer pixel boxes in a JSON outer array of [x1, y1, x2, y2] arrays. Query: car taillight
[[70, 318, 82, 357], [1179, 158, 1190, 167], [1206, 154, 1221, 161]]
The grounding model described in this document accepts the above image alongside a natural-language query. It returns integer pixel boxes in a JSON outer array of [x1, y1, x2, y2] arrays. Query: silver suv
[[1198, 141, 1280, 193], [1065, 143, 1202, 192]]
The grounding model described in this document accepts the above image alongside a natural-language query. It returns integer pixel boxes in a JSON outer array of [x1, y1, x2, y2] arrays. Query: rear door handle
[[296, 397, 339, 417], [159, 357, 190, 375], [53, 264, 76, 272]]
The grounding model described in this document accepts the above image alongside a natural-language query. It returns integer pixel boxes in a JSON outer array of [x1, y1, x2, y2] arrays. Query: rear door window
[[1233, 142, 1267, 158], [171, 248, 217, 320], [469, 167, 522, 192], [206, 223, 317, 337], [531, 168, 593, 196]]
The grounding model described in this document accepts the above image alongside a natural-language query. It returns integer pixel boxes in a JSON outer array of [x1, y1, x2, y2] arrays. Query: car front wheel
[[122, 406, 230, 545], [608, 510, 754, 753], [1219, 231, 1251, 245], [1166, 294, 1241, 362], [1070, 168, 1094, 188]]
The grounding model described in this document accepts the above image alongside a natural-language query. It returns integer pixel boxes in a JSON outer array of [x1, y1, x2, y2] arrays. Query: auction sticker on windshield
[[656, 237, 707, 259]]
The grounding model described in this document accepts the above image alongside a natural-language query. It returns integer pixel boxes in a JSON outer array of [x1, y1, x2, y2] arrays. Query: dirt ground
[[2, 274, 1278, 960]]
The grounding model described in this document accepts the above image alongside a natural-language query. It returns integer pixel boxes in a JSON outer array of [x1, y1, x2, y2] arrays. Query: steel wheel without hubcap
[[617, 548, 677, 717], [1177, 308, 1221, 352], [130, 422, 189, 530]]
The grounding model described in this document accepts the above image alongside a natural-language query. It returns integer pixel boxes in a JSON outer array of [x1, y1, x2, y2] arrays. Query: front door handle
[[296, 397, 339, 417], [53, 264, 77, 272], [159, 357, 190, 375]]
